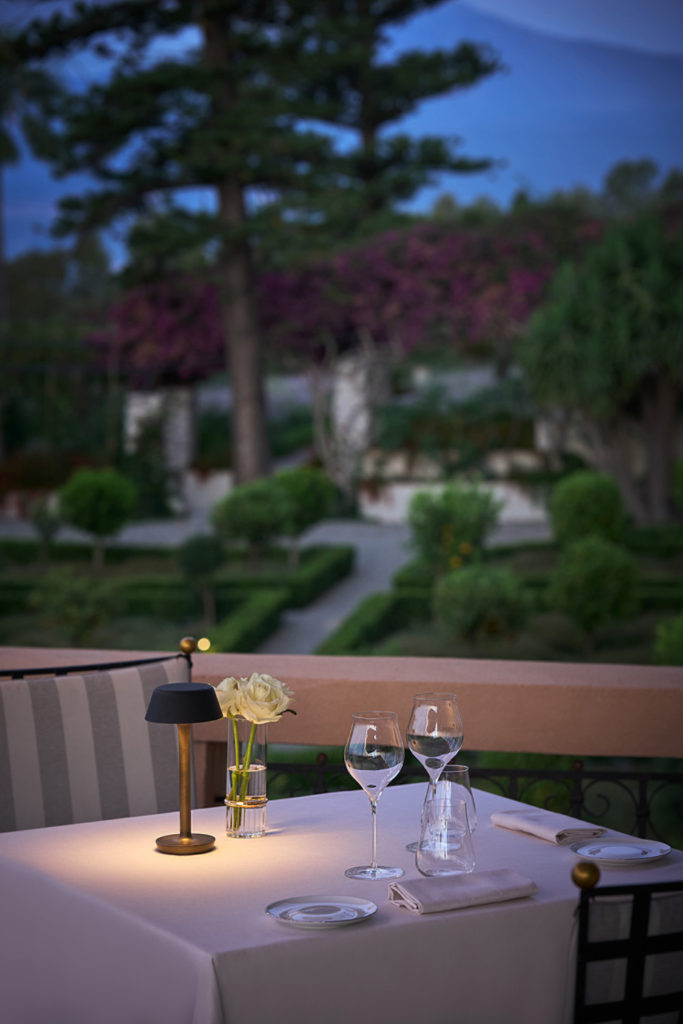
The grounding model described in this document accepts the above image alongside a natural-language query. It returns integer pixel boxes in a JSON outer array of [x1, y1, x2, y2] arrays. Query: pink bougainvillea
[[90, 211, 602, 385], [91, 275, 224, 388], [258, 211, 602, 366]]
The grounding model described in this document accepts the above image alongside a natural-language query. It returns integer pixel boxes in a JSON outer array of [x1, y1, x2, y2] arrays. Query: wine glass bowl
[[405, 691, 464, 852], [344, 710, 404, 881], [406, 692, 464, 785]]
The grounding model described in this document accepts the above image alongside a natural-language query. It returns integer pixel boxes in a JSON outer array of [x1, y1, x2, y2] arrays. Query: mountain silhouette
[[390, 2, 683, 206]]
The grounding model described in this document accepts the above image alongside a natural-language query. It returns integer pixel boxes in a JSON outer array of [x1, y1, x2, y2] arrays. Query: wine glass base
[[344, 864, 404, 880]]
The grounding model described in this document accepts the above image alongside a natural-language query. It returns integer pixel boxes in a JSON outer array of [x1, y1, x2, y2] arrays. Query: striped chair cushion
[[0, 656, 190, 832]]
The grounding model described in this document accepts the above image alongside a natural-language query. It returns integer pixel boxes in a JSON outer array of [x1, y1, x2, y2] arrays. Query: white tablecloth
[[1, 784, 681, 1024]]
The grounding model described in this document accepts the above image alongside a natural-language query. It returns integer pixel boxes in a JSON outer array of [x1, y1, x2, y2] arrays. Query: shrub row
[[0, 579, 35, 615], [622, 525, 683, 558], [394, 570, 683, 613], [210, 545, 354, 606], [0, 574, 233, 619], [393, 561, 548, 604], [637, 578, 683, 611], [0, 573, 289, 653], [314, 588, 429, 655], [326, 563, 683, 657], [0, 539, 177, 565], [287, 545, 354, 606], [209, 589, 290, 653], [119, 577, 247, 619], [0, 544, 353, 616]]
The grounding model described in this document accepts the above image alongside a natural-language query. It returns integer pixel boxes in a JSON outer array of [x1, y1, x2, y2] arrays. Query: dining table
[[0, 782, 681, 1024]]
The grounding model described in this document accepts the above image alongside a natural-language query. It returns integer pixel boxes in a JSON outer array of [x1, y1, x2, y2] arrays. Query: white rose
[[234, 672, 294, 724], [215, 676, 242, 718]]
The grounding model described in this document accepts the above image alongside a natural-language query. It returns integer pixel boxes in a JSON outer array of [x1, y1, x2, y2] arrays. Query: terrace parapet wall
[[3, 647, 682, 764]]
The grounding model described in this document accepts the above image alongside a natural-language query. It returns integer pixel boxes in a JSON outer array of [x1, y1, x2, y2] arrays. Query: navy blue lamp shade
[[145, 682, 222, 724]]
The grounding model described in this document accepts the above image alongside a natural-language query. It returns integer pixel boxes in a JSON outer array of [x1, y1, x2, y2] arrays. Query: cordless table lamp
[[145, 682, 222, 854]]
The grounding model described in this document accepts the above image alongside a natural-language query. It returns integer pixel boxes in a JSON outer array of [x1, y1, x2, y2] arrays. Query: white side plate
[[265, 895, 378, 929], [570, 838, 671, 867]]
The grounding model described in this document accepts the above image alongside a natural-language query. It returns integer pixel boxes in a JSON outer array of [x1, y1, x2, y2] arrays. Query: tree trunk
[[217, 204, 270, 483], [641, 374, 679, 524], [308, 331, 384, 506], [0, 163, 8, 463], [200, 10, 269, 485], [577, 413, 650, 526], [200, 583, 216, 627], [0, 161, 8, 327], [162, 384, 197, 513], [93, 538, 105, 573]]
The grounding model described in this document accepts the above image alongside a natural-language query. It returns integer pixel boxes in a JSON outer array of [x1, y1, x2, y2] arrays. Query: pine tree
[[16, 0, 335, 482], [285, 0, 501, 248], [14, 0, 501, 480], [0, 22, 62, 458]]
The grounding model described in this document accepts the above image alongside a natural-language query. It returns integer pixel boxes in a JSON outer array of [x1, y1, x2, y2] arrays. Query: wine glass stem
[[370, 800, 378, 870]]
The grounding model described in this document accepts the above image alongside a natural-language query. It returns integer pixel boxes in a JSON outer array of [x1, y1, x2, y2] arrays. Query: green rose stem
[[228, 716, 258, 831]]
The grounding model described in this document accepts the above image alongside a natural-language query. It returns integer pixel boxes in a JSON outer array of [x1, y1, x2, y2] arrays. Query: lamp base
[[155, 833, 216, 855]]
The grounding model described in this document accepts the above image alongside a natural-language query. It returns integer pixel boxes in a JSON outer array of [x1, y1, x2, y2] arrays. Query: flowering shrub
[[89, 212, 601, 386], [258, 213, 601, 366], [91, 276, 224, 387], [408, 482, 501, 574]]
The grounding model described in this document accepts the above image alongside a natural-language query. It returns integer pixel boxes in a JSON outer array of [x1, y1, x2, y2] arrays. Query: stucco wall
[[3, 646, 681, 760]]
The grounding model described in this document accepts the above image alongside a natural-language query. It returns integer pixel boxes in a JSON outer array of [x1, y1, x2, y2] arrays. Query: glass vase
[[225, 718, 267, 838]]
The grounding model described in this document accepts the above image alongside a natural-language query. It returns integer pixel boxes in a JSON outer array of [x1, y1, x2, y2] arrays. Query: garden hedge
[[314, 588, 429, 655], [209, 589, 290, 653], [210, 545, 354, 606], [0, 544, 354, 615]]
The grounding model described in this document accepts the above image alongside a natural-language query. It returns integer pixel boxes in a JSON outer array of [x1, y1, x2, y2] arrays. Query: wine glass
[[344, 711, 405, 880], [405, 692, 464, 851]]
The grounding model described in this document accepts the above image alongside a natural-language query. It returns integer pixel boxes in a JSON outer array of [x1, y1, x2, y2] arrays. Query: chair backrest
[[0, 653, 191, 831], [574, 876, 683, 1023]]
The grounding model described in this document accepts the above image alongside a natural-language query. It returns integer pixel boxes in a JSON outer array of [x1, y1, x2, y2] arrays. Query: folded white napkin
[[388, 868, 537, 915], [491, 808, 606, 845]]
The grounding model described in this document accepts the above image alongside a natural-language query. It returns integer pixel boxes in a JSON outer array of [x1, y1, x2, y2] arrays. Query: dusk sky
[[3, 0, 683, 261]]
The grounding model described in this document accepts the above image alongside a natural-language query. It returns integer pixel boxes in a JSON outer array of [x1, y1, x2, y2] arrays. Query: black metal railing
[[254, 756, 683, 847], [462, 761, 683, 844], [208, 740, 682, 846]]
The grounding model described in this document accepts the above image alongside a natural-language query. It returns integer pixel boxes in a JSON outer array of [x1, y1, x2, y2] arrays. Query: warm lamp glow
[[197, 637, 211, 652]]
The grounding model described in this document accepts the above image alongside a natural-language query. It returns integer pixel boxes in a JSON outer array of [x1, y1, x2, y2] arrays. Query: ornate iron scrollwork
[[212, 748, 683, 847]]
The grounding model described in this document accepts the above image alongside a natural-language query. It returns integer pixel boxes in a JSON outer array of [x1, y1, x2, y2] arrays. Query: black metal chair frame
[[574, 878, 683, 1024]]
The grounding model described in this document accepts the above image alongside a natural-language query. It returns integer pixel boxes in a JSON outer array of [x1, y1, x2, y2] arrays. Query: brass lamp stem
[[154, 721, 216, 855], [178, 722, 192, 837]]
